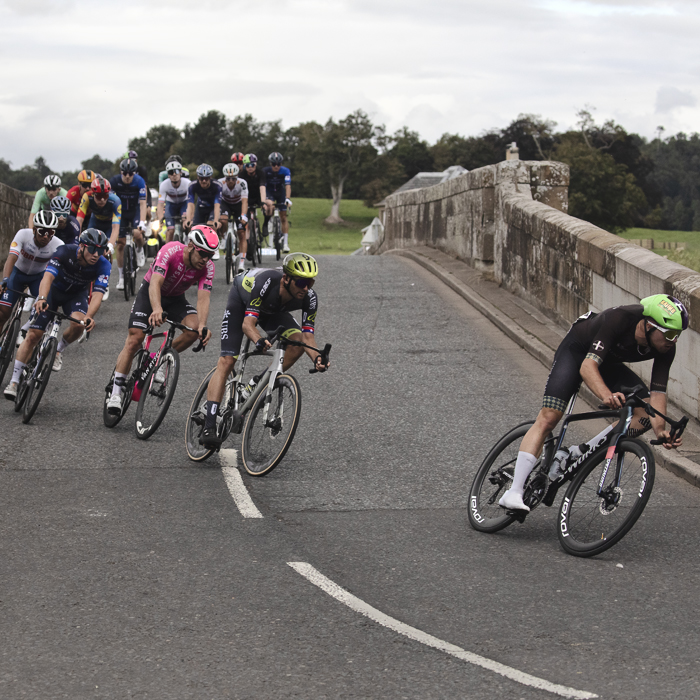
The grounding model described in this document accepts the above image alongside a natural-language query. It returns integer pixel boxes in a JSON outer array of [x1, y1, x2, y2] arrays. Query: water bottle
[[548, 447, 570, 481], [239, 375, 259, 401]]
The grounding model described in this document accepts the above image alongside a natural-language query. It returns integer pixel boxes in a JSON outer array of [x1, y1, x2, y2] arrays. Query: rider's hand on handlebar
[[602, 392, 626, 409], [2, 276, 8, 290], [199, 325, 212, 347], [35, 297, 48, 313], [83, 316, 95, 332], [313, 354, 330, 372], [255, 338, 271, 353], [656, 429, 683, 450], [183, 220, 192, 231], [149, 309, 165, 327]]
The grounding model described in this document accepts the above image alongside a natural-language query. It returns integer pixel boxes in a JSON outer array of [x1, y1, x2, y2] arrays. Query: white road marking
[[288, 562, 597, 700], [219, 449, 263, 519]]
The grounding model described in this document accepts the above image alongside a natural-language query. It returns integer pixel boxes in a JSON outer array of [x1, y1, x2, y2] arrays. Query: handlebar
[[146, 312, 208, 351], [309, 343, 332, 374], [251, 327, 331, 372], [2, 287, 36, 300]]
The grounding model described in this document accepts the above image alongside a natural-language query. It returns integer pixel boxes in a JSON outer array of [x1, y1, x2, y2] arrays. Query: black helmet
[[268, 152, 283, 165], [120, 158, 139, 174], [79, 228, 109, 249], [166, 154, 183, 166]]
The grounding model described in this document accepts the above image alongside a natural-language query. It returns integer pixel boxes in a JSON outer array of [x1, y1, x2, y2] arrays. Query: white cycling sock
[[21, 319, 31, 332], [282, 233, 288, 247], [57, 337, 69, 353], [510, 452, 538, 495], [111, 371, 128, 397], [11, 360, 25, 384], [118, 266, 124, 279]]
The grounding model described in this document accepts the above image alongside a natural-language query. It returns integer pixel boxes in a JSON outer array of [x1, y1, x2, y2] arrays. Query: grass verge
[[621, 227, 700, 272]]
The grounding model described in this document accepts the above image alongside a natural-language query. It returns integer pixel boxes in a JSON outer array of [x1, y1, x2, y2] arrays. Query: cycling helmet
[[77, 169, 95, 184], [166, 154, 183, 165], [222, 163, 239, 177], [165, 160, 182, 174], [231, 152, 245, 164], [243, 154, 258, 166], [128, 149, 138, 159], [44, 174, 61, 188], [268, 152, 283, 165], [33, 209, 59, 229], [283, 252, 318, 279], [196, 163, 214, 178], [50, 195, 72, 216], [91, 175, 111, 195], [120, 158, 139, 174], [80, 228, 109, 249], [182, 167, 190, 178], [641, 294, 689, 332], [188, 225, 219, 254]]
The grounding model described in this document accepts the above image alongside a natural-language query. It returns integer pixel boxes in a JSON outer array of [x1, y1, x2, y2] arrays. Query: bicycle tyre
[[241, 373, 301, 476], [103, 350, 143, 428], [558, 438, 655, 557], [22, 337, 57, 424], [468, 421, 536, 533], [128, 245, 137, 297], [254, 217, 264, 264], [273, 217, 282, 261], [225, 233, 233, 285], [123, 244, 132, 301], [134, 348, 180, 440], [0, 317, 21, 386]]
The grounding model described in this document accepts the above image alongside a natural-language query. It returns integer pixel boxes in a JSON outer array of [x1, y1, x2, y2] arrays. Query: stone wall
[[0, 182, 32, 253], [381, 160, 700, 420]]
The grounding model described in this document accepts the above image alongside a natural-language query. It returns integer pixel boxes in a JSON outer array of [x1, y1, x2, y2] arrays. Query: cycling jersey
[[8, 228, 64, 275], [263, 166, 291, 194], [45, 243, 111, 296], [65, 185, 85, 215], [218, 177, 249, 204], [31, 187, 68, 214], [78, 192, 122, 225], [238, 168, 266, 205], [56, 215, 81, 245], [110, 173, 147, 218], [142, 241, 214, 297], [187, 180, 222, 208], [159, 176, 192, 204]]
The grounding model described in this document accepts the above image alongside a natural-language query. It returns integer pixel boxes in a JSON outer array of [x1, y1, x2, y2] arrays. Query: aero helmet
[[283, 252, 318, 279]]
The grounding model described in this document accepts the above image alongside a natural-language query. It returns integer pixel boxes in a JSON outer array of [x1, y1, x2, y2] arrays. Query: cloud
[[655, 86, 697, 113]]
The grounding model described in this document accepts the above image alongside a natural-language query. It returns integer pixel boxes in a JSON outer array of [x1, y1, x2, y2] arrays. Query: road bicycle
[[103, 315, 207, 439], [171, 215, 185, 243], [0, 288, 32, 385], [14, 309, 86, 424], [268, 205, 283, 260], [122, 228, 138, 301], [185, 326, 331, 475], [467, 386, 687, 557], [246, 205, 263, 266], [224, 218, 244, 285]]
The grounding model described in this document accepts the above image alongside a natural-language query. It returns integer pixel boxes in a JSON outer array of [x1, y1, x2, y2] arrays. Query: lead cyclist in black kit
[[499, 294, 688, 512]]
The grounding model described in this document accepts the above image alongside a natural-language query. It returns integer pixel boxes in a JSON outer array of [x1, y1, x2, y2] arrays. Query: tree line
[[1, 109, 699, 233]]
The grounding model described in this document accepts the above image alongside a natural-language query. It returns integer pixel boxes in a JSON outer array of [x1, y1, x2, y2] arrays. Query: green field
[[620, 227, 700, 272], [283, 198, 378, 255]]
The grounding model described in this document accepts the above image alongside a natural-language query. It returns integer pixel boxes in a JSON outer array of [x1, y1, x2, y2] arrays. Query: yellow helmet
[[283, 252, 318, 279]]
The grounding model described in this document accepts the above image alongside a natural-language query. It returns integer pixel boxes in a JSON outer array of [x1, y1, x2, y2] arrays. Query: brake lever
[[309, 343, 332, 374], [650, 416, 688, 445], [192, 326, 208, 353]]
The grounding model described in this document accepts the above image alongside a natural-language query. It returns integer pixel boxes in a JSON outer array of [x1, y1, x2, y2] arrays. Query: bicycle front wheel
[[558, 438, 655, 557], [225, 234, 233, 284], [273, 218, 282, 261], [135, 348, 180, 439], [0, 317, 21, 385], [22, 337, 57, 424], [254, 218, 264, 264], [241, 374, 301, 476], [123, 244, 133, 301], [185, 367, 216, 462]]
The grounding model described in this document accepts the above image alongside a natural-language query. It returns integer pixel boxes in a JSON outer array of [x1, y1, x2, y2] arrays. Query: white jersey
[[9, 228, 64, 275], [218, 177, 249, 205], [159, 176, 192, 204]]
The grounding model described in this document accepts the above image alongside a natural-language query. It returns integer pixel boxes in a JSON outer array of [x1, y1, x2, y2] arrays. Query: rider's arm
[[196, 288, 211, 332], [34, 269, 56, 311], [213, 202, 221, 226], [3, 246, 19, 280], [184, 202, 194, 227], [242, 315, 265, 345], [157, 200, 165, 221], [148, 272, 165, 316], [139, 198, 147, 225], [579, 359, 622, 407], [241, 197, 248, 217]]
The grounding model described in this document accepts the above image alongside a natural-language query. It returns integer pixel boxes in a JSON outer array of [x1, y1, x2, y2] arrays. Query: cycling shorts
[[29, 288, 90, 331], [266, 189, 287, 211], [193, 204, 215, 225], [1, 268, 43, 308], [543, 332, 650, 412], [118, 212, 141, 237], [220, 201, 243, 226], [128, 281, 196, 331], [164, 201, 188, 228], [220, 281, 300, 358], [88, 215, 112, 235]]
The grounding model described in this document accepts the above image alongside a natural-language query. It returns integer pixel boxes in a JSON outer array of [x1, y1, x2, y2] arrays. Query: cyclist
[[29, 175, 68, 228], [498, 294, 687, 512], [76, 175, 121, 253], [0, 211, 64, 353], [4, 229, 111, 399], [50, 196, 81, 245], [183, 164, 222, 259], [65, 170, 96, 217], [199, 252, 329, 448], [105, 226, 216, 416], [157, 160, 191, 243], [230, 152, 245, 170], [218, 163, 249, 273], [111, 158, 148, 287], [263, 152, 292, 253], [239, 154, 267, 255]]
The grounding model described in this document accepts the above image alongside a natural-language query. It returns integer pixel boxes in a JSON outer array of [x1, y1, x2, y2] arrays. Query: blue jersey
[[56, 215, 81, 245], [263, 166, 291, 193], [46, 244, 111, 296], [110, 174, 147, 217], [187, 180, 222, 207]]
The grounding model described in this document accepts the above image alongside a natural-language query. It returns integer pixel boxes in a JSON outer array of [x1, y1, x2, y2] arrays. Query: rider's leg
[[0, 304, 11, 334], [116, 238, 125, 282], [172, 313, 199, 352], [280, 210, 289, 250], [205, 354, 237, 430], [166, 226, 175, 243], [237, 226, 247, 270], [281, 331, 304, 371], [263, 199, 273, 235], [10, 327, 43, 386], [111, 327, 145, 397]]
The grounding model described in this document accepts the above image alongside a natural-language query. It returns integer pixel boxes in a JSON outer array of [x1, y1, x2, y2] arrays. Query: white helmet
[[165, 160, 182, 174], [222, 163, 239, 177], [34, 209, 59, 229], [44, 174, 61, 188]]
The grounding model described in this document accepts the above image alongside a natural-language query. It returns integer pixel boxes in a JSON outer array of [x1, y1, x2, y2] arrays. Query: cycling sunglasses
[[225, 176, 237, 181], [93, 192, 108, 199], [194, 247, 215, 260], [647, 320, 681, 342], [35, 228, 55, 237], [84, 244, 106, 254], [167, 169, 180, 176], [292, 277, 314, 289]]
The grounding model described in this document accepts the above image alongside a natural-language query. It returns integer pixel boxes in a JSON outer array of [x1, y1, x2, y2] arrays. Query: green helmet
[[640, 294, 688, 331], [283, 252, 318, 279]]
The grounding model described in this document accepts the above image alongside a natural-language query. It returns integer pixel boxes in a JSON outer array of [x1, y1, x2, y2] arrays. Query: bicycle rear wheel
[[135, 348, 180, 439], [225, 233, 233, 284], [22, 337, 57, 424], [558, 438, 654, 557], [241, 374, 301, 476], [103, 350, 143, 428], [128, 245, 137, 297], [0, 317, 20, 386], [273, 217, 282, 261], [123, 244, 133, 301]]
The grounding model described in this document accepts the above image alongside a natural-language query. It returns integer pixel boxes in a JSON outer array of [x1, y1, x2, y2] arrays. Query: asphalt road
[[2, 253, 700, 699]]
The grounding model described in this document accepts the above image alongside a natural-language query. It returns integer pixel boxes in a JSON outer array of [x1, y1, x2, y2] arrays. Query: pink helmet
[[188, 225, 219, 254]]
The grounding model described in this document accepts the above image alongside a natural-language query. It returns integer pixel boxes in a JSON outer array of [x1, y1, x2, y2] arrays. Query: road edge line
[[219, 449, 263, 518]]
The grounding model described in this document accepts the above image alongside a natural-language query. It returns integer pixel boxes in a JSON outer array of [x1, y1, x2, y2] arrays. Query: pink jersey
[[143, 242, 214, 297]]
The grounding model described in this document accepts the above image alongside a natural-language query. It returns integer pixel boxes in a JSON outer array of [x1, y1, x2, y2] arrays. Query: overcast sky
[[1, 0, 698, 172]]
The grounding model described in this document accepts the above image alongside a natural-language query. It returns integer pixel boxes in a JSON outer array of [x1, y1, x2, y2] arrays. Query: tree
[[129, 124, 181, 183], [81, 154, 118, 179], [430, 131, 501, 171], [500, 114, 557, 160], [389, 127, 434, 179], [181, 110, 234, 174]]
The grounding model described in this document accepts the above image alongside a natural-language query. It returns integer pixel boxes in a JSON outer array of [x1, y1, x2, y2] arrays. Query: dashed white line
[[219, 448, 263, 518], [288, 562, 597, 700]]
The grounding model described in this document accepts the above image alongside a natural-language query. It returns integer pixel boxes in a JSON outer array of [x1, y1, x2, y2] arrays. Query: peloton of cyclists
[[183, 164, 222, 260], [29, 176, 67, 228], [218, 163, 249, 274], [263, 152, 292, 253], [199, 252, 329, 449], [4, 229, 111, 399], [157, 159, 191, 243], [105, 226, 216, 416]]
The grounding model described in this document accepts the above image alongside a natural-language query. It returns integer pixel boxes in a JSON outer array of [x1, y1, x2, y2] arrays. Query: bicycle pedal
[[510, 510, 528, 523], [542, 483, 561, 507]]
